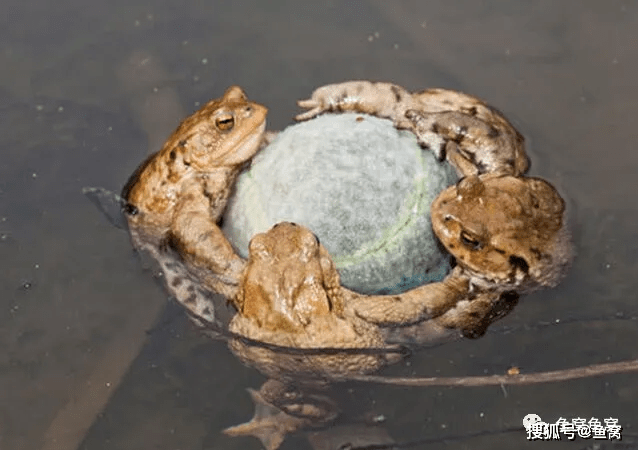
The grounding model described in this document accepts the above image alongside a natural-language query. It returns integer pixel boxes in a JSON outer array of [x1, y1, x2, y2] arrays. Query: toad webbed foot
[[224, 380, 338, 450], [259, 379, 339, 423], [223, 388, 307, 450]]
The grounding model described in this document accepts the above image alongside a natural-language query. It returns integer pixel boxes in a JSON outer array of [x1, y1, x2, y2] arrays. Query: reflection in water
[[39, 51, 188, 450]]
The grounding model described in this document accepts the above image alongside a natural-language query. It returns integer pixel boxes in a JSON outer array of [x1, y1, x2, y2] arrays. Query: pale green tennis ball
[[222, 113, 458, 295]]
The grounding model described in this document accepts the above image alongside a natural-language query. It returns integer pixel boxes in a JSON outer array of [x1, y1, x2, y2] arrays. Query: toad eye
[[215, 114, 235, 131], [460, 231, 483, 250]]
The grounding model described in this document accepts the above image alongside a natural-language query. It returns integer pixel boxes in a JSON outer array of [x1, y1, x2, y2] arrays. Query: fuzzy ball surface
[[222, 113, 458, 294]]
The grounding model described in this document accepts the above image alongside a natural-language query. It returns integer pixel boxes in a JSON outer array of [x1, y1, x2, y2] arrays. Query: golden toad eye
[[460, 231, 483, 250], [215, 114, 234, 131]]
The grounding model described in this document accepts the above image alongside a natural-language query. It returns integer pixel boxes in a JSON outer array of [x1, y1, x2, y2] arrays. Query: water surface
[[1, 1, 637, 449]]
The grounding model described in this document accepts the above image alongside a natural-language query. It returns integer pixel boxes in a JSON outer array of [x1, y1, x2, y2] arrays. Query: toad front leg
[[168, 178, 246, 302], [435, 288, 519, 338], [345, 257, 518, 342], [346, 268, 470, 327], [296, 81, 420, 122]]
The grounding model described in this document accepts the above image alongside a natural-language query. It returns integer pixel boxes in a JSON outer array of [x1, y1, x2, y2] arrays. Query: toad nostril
[[444, 215, 453, 222]]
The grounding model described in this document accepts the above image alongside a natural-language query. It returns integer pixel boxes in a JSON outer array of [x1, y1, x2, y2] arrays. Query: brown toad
[[225, 222, 399, 449], [224, 222, 510, 449], [121, 86, 268, 324], [431, 173, 571, 295], [228, 222, 404, 382], [296, 80, 529, 177], [380, 172, 571, 343]]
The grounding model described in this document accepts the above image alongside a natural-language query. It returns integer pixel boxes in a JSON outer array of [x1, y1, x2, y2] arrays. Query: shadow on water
[[1, 1, 637, 449]]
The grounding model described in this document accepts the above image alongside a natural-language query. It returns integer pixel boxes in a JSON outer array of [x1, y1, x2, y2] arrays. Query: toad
[[224, 222, 496, 449], [225, 214, 546, 448], [121, 86, 269, 325], [227, 222, 405, 382], [296, 80, 529, 177]]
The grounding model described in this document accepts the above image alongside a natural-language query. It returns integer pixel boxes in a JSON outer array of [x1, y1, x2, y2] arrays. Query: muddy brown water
[[1, 1, 637, 449]]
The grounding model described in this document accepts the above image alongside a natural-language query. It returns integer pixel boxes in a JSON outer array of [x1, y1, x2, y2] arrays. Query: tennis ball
[[222, 113, 458, 294]]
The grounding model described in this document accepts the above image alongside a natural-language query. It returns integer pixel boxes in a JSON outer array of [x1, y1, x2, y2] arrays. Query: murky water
[[1, 1, 637, 449]]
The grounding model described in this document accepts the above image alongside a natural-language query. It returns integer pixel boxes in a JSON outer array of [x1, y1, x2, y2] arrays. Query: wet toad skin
[[121, 86, 267, 323], [225, 222, 476, 449], [225, 222, 401, 449], [296, 80, 528, 177], [432, 173, 571, 295], [228, 222, 402, 383], [224, 221, 525, 449]]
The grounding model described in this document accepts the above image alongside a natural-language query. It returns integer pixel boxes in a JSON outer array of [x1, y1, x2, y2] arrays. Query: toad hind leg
[[224, 388, 308, 450], [403, 109, 528, 177], [346, 270, 470, 327], [225, 380, 338, 450], [259, 379, 339, 423], [296, 81, 419, 122]]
